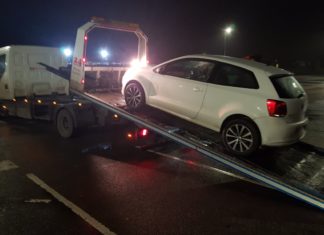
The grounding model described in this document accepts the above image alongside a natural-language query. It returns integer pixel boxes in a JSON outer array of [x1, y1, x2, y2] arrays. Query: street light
[[224, 26, 233, 56], [62, 47, 72, 57], [99, 49, 109, 59]]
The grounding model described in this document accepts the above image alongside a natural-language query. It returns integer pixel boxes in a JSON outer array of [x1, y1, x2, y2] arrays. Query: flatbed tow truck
[[2, 17, 324, 210]]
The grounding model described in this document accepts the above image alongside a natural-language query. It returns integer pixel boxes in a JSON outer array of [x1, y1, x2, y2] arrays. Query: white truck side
[[0, 45, 100, 132], [0, 45, 69, 100]]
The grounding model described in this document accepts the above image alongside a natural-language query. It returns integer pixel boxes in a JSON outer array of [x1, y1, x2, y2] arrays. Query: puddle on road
[[274, 149, 324, 192], [81, 143, 112, 155], [24, 199, 52, 204], [240, 144, 324, 197]]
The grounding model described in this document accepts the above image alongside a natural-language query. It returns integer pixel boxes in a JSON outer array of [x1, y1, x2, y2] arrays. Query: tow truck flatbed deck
[[86, 91, 126, 108]]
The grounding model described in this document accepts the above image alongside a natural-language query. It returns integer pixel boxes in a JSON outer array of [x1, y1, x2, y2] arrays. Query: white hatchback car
[[122, 55, 308, 156]]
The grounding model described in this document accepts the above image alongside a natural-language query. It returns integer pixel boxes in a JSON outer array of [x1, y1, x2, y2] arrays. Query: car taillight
[[267, 99, 287, 117]]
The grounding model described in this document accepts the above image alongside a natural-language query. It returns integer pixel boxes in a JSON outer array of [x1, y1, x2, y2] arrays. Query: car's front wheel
[[124, 82, 145, 110], [221, 118, 261, 156]]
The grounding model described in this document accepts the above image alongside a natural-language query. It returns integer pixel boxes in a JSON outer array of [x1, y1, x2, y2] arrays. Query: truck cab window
[[0, 54, 6, 79]]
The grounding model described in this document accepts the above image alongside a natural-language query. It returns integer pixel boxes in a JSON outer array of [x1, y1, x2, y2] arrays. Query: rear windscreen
[[270, 75, 305, 98]]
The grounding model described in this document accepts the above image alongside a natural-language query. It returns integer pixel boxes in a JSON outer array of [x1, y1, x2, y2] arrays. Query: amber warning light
[[127, 133, 133, 139]]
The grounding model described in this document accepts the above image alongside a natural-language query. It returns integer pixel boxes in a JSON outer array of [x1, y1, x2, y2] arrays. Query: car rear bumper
[[255, 117, 308, 147]]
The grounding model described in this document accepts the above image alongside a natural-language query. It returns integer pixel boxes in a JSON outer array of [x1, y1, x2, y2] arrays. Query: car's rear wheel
[[124, 82, 145, 110], [221, 118, 260, 156]]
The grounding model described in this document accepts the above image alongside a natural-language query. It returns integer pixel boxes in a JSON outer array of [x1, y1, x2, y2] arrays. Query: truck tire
[[124, 82, 145, 110], [221, 118, 260, 157], [56, 109, 75, 138]]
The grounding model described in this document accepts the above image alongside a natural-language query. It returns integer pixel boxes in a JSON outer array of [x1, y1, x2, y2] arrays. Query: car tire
[[56, 109, 76, 138], [124, 82, 145, 110], [221, 118, 261, 156]]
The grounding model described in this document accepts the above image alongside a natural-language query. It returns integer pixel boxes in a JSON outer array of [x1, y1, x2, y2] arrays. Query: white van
[[0, 45, 68, 100]]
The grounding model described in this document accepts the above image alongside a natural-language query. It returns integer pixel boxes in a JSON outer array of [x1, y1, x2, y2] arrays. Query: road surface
[[1, 118, 324, 235]]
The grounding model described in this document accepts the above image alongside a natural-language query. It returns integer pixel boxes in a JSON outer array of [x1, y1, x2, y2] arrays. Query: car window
[[160, 60, 190, 78], [0, 54, 6, 79], [270, 75, 305, 98], [156, 59, 215, 82], [209, 63, 259, 89]]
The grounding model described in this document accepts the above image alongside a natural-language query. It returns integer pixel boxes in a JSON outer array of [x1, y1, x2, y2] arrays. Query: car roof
[[174, 54, 291, 76]]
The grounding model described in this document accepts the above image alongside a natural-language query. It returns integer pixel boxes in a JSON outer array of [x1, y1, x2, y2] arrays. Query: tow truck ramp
[[72, 89, 324, 210]]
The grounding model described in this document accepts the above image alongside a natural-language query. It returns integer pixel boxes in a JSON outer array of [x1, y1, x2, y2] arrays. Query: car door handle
[[193, 87, 202, 92]]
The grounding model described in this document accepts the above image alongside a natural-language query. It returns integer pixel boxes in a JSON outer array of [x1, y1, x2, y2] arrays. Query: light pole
[[224, 26, 233, 56]]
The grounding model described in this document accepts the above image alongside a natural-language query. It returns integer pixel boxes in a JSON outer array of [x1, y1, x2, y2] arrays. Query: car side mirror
[[155, 66, 166, 75]]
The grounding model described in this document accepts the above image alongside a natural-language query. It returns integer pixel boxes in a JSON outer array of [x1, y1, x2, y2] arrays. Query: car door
[[196, 62, 260, 130], [149, 59, 215, 119]]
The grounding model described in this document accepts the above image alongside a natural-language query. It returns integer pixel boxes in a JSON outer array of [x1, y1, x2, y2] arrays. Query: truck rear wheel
[[56, 109, 75, 138]]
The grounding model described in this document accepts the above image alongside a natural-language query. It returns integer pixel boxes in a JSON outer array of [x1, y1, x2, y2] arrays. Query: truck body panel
[[0, 45, 69, 100]]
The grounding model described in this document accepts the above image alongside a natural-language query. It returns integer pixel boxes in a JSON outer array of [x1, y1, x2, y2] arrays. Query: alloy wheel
[[225, 124, 254, 153], [125, 84, 144, 109]]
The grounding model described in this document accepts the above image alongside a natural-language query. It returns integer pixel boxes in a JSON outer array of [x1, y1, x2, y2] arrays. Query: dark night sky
[[1, 0, 324, 64]]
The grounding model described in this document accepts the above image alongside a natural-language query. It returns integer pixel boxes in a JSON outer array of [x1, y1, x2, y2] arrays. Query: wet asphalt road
[[297, 76, 324, 150], [1, 118, 324, 235]]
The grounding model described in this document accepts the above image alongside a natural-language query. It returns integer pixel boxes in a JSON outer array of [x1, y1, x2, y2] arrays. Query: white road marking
[[24, 199, 52, 204], [26, 173, 116, 235], [0, 160, 18, 172], [147, 149, 268, 187]]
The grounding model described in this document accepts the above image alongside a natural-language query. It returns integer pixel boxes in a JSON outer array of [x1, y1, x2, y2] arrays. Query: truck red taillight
[[138, 128, 148, 137], [267, 99, 287, 117], [126, 128, 149, 141]]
